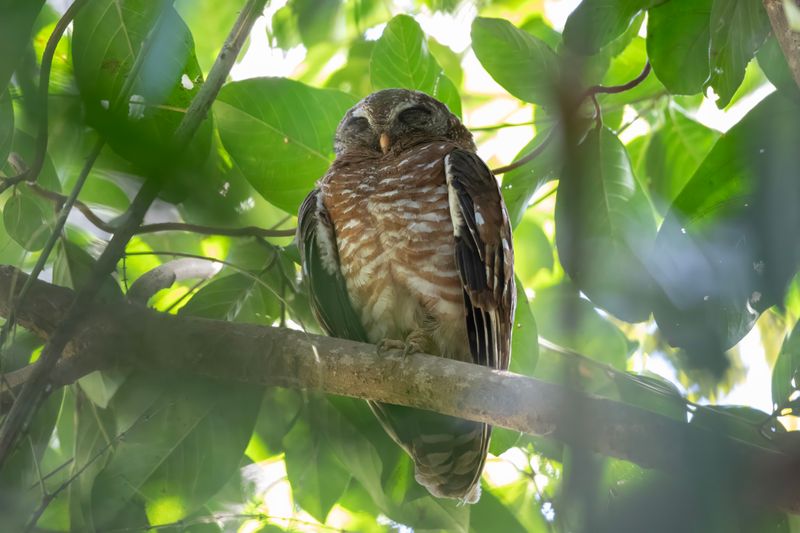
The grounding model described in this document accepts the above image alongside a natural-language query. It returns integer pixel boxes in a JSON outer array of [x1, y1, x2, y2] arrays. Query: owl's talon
[[377, 339, 405, 356]]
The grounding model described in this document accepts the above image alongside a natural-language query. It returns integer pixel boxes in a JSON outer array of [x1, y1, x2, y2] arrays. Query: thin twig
[[492, 127, 557, 175], [490, 61, 652, 175]]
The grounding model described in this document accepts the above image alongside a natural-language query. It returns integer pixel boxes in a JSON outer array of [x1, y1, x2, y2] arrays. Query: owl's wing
[[445, 149, 516, 371], [297, 188, 369, 342]]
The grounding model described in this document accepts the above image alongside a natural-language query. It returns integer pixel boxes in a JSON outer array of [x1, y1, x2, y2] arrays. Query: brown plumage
[[298, 89, 515, 503]]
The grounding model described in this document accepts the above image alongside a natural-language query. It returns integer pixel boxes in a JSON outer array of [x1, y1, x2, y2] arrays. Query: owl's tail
[[369, 402, 490, 503]]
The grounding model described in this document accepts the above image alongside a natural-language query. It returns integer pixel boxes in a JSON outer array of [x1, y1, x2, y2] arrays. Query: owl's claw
[[376, 330, 428, 358]]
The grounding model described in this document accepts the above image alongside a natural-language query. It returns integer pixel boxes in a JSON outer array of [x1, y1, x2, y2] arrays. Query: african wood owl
[[298, 89, 515, 503]]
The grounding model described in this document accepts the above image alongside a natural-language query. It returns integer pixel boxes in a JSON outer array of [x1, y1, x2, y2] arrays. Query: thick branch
[[2, 265, 800, 514], [764, 0, 800, 90]]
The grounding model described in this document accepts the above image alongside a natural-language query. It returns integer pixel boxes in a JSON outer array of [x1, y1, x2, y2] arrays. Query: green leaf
[[598, 37, 666, 107], [757, 35, 800, 103], [78, 368, 130, 409], [72, 0, 210, 168], [284, 416, 352, 522], [645, 105, 720, 212], [214, 77, 356, 215], [0, 0, 46, 90], [501, 127, 561, 228], [706, 0, 771, 108], [510, 277, 539, 377], [772, 320, 800, 410], [470, 487, 528, 533], [652, 94, 800, 372], [691, 405, 782, 447], [647, 0, 712, 95], [0, 91, 13, 163], [370, 14, 461, 116], [513, 213, 554, 285], [471, 17, 559, 106], [180, 271, 281, 325], [555, 127, 657, 322], [615, 372, 687, 420], [563, 0, 666, 55], [530, 284, 628, 371], [3, 190, 51, 251], [292, 0, 345, 48], [53, 238, 123, 299], [90, 372, 262, 528]]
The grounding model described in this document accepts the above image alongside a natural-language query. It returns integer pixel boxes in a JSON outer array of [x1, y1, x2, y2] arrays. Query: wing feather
[[445, 149, 516, 371], [297, 189, 369, 342]]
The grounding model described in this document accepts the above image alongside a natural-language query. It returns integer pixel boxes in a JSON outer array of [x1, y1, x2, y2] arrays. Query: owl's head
[[333, 89, 474, 156]]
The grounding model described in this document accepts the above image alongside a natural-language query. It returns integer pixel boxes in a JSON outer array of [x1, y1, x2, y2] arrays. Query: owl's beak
[[379, 133, 391, 154]]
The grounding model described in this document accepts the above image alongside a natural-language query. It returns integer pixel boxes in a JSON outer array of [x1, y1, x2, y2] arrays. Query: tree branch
[[2, 265, 800, 514], [764, 0, 800, 90]]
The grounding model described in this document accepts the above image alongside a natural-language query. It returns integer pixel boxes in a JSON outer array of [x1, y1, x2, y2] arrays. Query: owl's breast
[[321, 142, 467, 355]]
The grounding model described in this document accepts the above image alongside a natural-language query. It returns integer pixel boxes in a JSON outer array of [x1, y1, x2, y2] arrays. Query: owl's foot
[[376, 330, 429, 357]]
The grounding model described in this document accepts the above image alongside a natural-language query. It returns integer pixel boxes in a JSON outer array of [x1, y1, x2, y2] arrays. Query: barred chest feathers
[[320, 141, 471, 361]]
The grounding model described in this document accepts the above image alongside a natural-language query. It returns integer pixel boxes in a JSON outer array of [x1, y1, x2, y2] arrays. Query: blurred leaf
[[72, 0, 210, 170], [78, 368, 130, 409], [705, 0, 771, 108], [470, 487, 527, 533], [2, 129, 61, 192], [90, 372, 261, 528], [3, 189, 51, 251], [772, 320, 800, 411], [645, 105, 720, 212], [371, 14, 461, 116], [214, 77, 356, 215], [325, 39, 375, 97], [691, 405, 781, 447], [0, 388, 63, 530], [562, 0, 665, 55], [53, 238, 123, 299], [520, 14, 562, 49], [555, 126, 657, 322], [174, 0, 241, 73], [510, 277, 539, 376], [513, 213, 554, 284], [0, 0, 46, 89], [652, 94, 800, 373], [428, 37, 463, 87], [284, 416, 352, 522], [180, 270, 281, 325], [615, 372, 687, 421], [530, 284, 628, 370], [598, 37, 666, 108], [647, 0, 712, 95], [490, 478, 551, 532], [0, 91, 13, 163], [758, 35, 800, 103], [501, 127, 561, 228], [292, 0, 344, 48], [471, 17, 559, 106]]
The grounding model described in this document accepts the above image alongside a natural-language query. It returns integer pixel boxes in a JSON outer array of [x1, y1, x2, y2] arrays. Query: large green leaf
[[470, 487, 528, 533], [0, 0, 46, 90], [652, 94, 800, 372], [214, 77, 356, 215], [3, 190, 52, 251], [512, 212, 554, 285], [284, 415, 352, 522], [90, 372, 262, 528], [555, 126, 657, 322], [179, 271, 281, 325], [292, 0, 345, 48], [510, 277, 539, 377], [647, 0, 712, 95], [72, 0, 210, 169], [562, 0, 666, 55], [705, 0, 771, 108], [370, 14, 461, 116], [645, 105, 720, 212], [471, 17, 559, 106], [174, 0, 241, 73]]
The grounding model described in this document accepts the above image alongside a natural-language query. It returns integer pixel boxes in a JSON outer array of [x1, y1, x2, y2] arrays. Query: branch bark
[[764, 0, 800, 90], [2, 265, 800, 514]]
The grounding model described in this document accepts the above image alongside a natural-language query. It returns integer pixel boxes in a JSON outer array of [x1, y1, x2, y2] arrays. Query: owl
[[297, 89, 515, 503]]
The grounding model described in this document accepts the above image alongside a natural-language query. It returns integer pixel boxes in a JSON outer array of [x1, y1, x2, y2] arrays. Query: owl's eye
[[398, 105, 432, 125], [347, 116, 370, 131]]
